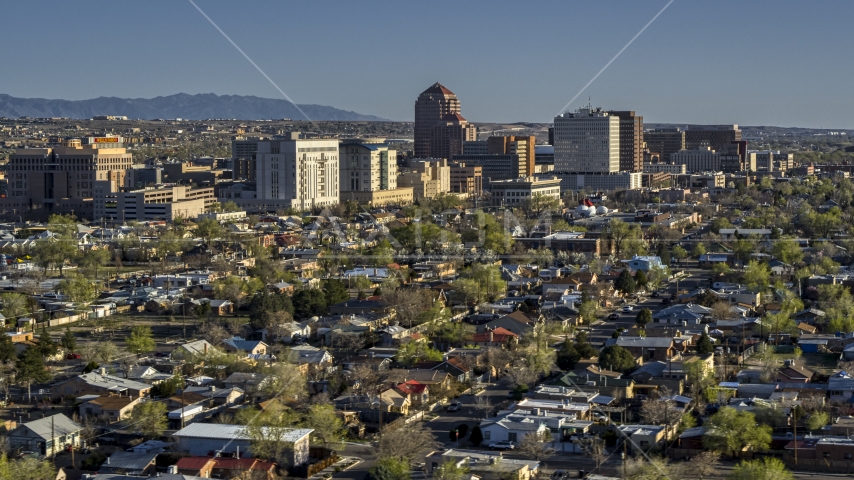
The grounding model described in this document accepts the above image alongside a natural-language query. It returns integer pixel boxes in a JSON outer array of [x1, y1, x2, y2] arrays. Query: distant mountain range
[[0, 93, 389, 121]]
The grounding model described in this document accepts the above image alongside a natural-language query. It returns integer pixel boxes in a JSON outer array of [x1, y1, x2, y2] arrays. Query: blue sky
[[1, 1, 852, 127]]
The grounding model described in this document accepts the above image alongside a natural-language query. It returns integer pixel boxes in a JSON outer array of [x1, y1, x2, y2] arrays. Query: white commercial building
[[489, 176, 562, 207], [555, 172, 642, 192], [553, 106, 620, 173], [255, 133, 340, 210]]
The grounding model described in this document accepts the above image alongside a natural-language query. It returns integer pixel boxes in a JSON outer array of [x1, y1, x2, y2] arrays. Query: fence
[[783, 454, 854, 473]]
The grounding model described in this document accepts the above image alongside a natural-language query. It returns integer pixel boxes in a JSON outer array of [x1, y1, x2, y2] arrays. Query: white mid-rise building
[[553, 107, 620, 173], [489, 176, 562, 207], [670, 146, 721, 173], [255, 134, 340, 210]]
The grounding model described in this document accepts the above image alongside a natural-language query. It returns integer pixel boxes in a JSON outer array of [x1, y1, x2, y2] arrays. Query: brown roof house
[[79, 395, 142, 423]]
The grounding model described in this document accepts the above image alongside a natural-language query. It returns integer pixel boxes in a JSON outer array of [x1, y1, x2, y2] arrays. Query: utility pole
[[51, 415, 55, 465]]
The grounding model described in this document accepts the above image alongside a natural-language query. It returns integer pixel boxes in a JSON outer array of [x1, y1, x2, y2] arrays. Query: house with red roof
[[471, 327, 519, 348], [395, 379, 430, 405]]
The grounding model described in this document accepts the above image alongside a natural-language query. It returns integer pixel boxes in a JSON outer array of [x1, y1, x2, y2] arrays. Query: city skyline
[[2, 1, 854, 128]]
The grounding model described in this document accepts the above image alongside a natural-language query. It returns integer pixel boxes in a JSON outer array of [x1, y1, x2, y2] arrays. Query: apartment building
[[339, 141, 412, 205], [749, 150, 794, 172], [553, 106, 620, 173], [1, 137, 132, 218]]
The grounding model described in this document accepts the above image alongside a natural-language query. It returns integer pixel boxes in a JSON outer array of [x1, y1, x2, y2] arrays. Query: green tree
[[696, 332, 714, 354], [598, 345, 636, 373], [370, 457, 410, 480], [615, 269, 636, 295], [194, 217, 224, 245], [292, 288, 329, 319], [634, 270, 648, 290], [0, 335, 16, 363], [635, 308, 652, 328], [807, 411, 829, 432], [672, 245, 688, 264], [712, 262, 732, 277], [459, 265, 507, 303], [577, 299, 599, 326], [57, 273, 98, 305], [556, 337, 580, 371], [469, 425, 484, 446], [461, 211, 514, 254], [126, 325, 156, 356], [608, 219, 642, 257], [76, 247, 111, 278], [432, 459, 470, 480], [0, 453, 56, 480], [15, 347, 50, 402], [771, 237, 804, 265], [727, 457, 793, 480], [743, 260, 771, 293], [693, 242, 707, 259], [0, 292, 29, 320], [525, 193, 561, 217], [248, 292, 294, 329], [131, 401, 168, 439], [703, 407, 772, 458], [304, 404, 345, 449], [322, 279, 350, 305], [36, 328, 57, 358], [60, 327, 77, 352]]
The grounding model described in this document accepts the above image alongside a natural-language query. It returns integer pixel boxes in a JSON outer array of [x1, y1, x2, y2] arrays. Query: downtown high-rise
[[414, 83, 476, 159]]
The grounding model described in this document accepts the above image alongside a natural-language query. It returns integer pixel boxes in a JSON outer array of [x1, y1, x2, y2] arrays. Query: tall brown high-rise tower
[[606, 111, 644, 172], [414, 83, 462, 158]]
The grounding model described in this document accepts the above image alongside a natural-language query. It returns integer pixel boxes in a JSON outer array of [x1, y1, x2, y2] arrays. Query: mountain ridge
[[0, 93, 389, 121]]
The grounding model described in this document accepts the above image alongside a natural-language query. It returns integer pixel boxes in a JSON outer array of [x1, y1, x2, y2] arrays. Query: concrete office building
[[450, 154, 523, 187], [535, 145, 554, 167], [684, 125, 742, 152], [749, 150, 794, 172], [671, 147, 724, 173], [398, 159, 450, 201], [430, 113, 477, 160], [644, 129, 685, 166], [553, 107, 620, 173], [94, 184, 215, 222], [489, 176, 561, 207], [339, 142, 413, 206], [555, 172, 642, 192], [231, 136, 267, 181], [254, 133, 340, 210], [643, 163, 687, 174], [414, 83, 462, 158], [463, 141, 489, 155], [127, 165, 163, 188], [1, 137, 132, 218], [606, 111, 644, 172], [487, 136, 536, 177], [450, 163, 483, 196]]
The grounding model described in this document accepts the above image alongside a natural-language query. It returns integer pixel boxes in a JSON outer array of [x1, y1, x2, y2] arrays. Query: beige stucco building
[[398, 159, 451, 200]]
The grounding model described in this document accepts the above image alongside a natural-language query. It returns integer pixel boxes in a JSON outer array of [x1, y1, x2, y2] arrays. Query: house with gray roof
[[171, 339, 219, 361], [614, 336, 678, 361], [172, 423, 313, 466], [6, 413, 82, 457], [52, 368, 152, 400]]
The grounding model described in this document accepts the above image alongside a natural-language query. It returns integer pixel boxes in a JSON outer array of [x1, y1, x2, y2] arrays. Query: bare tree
[[472, 394, 493, 419], [710, 301, 734, 321], [688, 451, 720, 480], [349, 364, 380, 396], [198, 321, 230, 346], [516, 430, 555, 461], [383, 288, 434, 328], [578, 436, 606, 473], [378, 423, 440, 461]]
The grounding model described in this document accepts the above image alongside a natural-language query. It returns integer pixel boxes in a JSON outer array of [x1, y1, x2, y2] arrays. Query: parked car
[[65, 353, 81, 360], [662, 298, 672, 305], [551, 471, 567, 480], [446, 402, 462, 412], [608, 313, 620, 320], [593, 413, 609, 423], [622, 306, 634, 312], [651, 291, 660, 297], [489, 441, 515, 451]]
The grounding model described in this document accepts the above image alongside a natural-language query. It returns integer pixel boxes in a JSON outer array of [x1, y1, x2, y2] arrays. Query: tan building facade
[[345, 188, 414, 206], [398, 159, 451, 200], [450, 164, 483, 195], [94, 184, 215, 222], [2, 138, 132, 218], [487, 136, 536, 177]]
